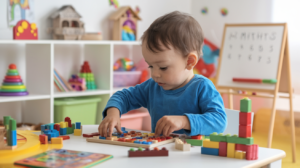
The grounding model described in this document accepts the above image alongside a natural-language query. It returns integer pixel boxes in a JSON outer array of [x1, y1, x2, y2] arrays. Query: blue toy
[[201, 147, 219, 156]]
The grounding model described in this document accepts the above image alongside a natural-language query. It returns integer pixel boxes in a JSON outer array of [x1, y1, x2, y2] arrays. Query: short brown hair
[[141, 11, 204, 59]]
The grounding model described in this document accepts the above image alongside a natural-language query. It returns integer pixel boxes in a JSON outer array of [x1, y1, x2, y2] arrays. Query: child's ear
[[186, 52, 198, 70]]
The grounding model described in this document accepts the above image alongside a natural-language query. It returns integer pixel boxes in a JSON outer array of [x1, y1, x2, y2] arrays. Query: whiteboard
[[217, 24, 285, 90]]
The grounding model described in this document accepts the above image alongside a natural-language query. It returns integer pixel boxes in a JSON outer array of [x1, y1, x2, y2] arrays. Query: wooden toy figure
[[68, 75, 86, 91]]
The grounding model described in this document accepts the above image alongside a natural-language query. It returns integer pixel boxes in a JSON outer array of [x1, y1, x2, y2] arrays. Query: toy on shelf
[[175, 138, 191, 151], [0, 64, 29, 96], [49, 5, 85, 40], [68, 75, 86, 91], [200, 97, 258, 160], [0, 116, 17, 150], [54, 69, 73, 92], [128, 147, 168, 157], [13, 20, 38, 40], [114, 58, 135, 71], [78, 61, 97, 90], [86, 128, 175, 148], [109, 6, 141, 41]]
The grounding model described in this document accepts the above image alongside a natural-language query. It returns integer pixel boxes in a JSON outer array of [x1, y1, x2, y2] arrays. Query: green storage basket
[[54, 97, 101, 125]]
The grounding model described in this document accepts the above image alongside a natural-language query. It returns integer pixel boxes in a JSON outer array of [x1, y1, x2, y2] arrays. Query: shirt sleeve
[[102, 79, 151, 119], [184, 79, 227, 136]]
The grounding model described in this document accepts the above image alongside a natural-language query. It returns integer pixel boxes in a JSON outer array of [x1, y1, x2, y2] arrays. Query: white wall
[[0, 0, 192, 40]]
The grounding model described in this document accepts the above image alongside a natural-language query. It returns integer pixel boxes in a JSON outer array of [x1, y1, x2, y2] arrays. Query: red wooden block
[[64, 117, 72, 127], [54, 124, 60, 133], [246, 144, 259, 160], [83, 132, 100, 138], [191, 135, 202, 140], [128, 147, 168, 157], [239, 112, 252, 125], [59, 136, 70, 140], [253, 144, 258, 160], [236, 144, 247, 151], [219, 142, 227, 157], [39, 134, 48, 144], [239, 125, 252, 138]]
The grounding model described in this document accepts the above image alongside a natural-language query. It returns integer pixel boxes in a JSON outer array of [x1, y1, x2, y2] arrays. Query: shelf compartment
[[54, 89, 111, 98]]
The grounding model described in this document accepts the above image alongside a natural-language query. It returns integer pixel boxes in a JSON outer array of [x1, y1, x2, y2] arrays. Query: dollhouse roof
[[50, 5, 82, 19], [109, 6, 141, 20]]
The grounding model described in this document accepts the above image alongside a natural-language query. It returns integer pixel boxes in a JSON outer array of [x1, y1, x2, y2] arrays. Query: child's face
[[142, 42, 192, 90]]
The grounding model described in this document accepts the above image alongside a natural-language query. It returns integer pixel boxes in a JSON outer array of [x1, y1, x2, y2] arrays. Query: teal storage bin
[[54, 97, 101, 125]]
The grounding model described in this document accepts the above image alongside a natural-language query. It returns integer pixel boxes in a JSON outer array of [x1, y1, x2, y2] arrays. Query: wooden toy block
[[235, 150, 246, 159], [239, 112, 252, 125], [76, 122, 81, 129], [54, 124, 60, 133], [246, 144, 259, 160], [219, 142, 227, 157], [60, 128, 67, 135], [227, 143, 235, 158], [185, 139, 203, 146], [235, 144, 248, 151], [201, 147, 219, 156], [67, 127, 72, 134], [227, 134, 238, 143], [41, 125, 46, 134], [152, 140, 158, 144], [64, 117, 72, 127], [59, 136, 70, 140], [240, 97, 251, 112], [106, 137, 118, 141], [93, 136, 99, 139], [175, 138, 191, 151], [239, 125, 252, 138], [236, 137, 254, 145], [203, 139, 219, 149], [48, 123, 54, 130], [60, 122, 67, 128], [121, 127, 126, 131], [10, 130, 17, 146], [51, 137, 63, 144], [209, 132, 231, 142], [39, 134, 48, 144], [191, 135, 202, 140], [74, 129, 82, 136], [128, 147, 168, 157], [83, 132, 100, 138]]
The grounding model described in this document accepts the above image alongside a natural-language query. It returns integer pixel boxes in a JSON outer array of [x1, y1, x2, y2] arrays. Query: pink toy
[[68, 75, 86, 91]]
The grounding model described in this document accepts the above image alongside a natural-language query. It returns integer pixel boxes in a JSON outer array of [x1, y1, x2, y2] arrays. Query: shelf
[[54, 89, 111, 98], [0, 40, 141, 45], [0, 94, 50, 103]]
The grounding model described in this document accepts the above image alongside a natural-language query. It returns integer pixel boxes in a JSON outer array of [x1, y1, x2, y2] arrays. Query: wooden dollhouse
[[50, 5, 85, 40], [109, 6, 141, 41]]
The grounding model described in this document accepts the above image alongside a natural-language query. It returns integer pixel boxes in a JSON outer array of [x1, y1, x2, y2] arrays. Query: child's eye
[[148, 66, 153, 68], [160, 67, 168, 71]]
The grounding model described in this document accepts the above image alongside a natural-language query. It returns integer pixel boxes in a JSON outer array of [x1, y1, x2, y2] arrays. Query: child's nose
[[151, 69, 160, 78]]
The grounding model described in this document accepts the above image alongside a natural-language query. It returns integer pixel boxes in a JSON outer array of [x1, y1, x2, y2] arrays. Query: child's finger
[[115, 123, 123, 134], [166, 126, 175, 136], [108, 124, 114, 137], [102, 123, 108, 137], [155, 118, 163, 135], [98, 124, 102, 135], [162, 124, 171, 137], [155, 121, 166, 137]]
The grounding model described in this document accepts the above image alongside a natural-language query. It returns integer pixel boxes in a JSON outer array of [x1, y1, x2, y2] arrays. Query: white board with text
[[217, 25, 285, 90]]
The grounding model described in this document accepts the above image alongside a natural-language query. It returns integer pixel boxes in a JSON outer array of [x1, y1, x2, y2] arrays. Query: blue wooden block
[[146, 142, 152, 145], [201, 147, 219, 156], [41, 125, 46, 134], [10, 130, 17, 146], [48, 123, 54, 130], [99, 136, 106, 139], [142, 141, 148, 144], [135, 137, 142, 139], [134, 140, 141, 144], [60, 128, 67, 135], [121, 127, 126, 131], [120, 134, 124, 137], [76, 122, 81, 129]]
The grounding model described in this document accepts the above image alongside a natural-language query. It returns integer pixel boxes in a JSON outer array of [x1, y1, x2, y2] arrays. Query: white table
[[61, 125, 286, 168]]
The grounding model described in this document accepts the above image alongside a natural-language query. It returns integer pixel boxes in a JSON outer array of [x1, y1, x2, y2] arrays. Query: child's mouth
[[157, 82, 165, 86]]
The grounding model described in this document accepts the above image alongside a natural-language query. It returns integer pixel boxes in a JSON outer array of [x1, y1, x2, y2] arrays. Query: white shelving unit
[[0, 40, 143, 125]]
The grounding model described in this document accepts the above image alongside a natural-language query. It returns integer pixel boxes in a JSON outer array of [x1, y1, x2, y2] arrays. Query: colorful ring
[[6, 72, 19, 76], [1, 85, 25, 89], [2, 82, 23, 86], [3, 79, 22, 82], [0, 89, 27, 92], [8, 69, 18, 73], [5, 75, 21, 79], [0, 92, 29, 96]]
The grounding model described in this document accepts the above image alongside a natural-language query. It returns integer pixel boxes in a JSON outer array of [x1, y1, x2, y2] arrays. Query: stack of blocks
[[78, 61, 97, 90], [0, 116, 17, 150], [201, 97, 258, 160], [39, 117, 79, 144], [74, 122, 82, 136]]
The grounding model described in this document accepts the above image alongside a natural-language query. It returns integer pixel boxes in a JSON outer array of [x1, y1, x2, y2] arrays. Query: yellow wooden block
[[203, 139, 219, 149], [65, 122, 69, 127], [235, 151, 246, 159], [74, 129, 82, 136], [152, 140, 158, 144], [60, 122, 66, 128], [93, 136, 99, 139], [51, 137, 63, 144], [227, 143, 235, 158]]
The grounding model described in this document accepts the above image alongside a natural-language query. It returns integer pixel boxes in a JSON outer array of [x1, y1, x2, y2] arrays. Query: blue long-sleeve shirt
[[103, 74, 227, 136]]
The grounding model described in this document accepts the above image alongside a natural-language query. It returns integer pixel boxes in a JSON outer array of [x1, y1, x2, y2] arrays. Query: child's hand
[[98, 107, 123, 137], [155, 116, 191, 137]]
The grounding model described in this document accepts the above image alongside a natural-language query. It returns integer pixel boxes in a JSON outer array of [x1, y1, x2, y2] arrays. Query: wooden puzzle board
[[86, 138, 175, 148]]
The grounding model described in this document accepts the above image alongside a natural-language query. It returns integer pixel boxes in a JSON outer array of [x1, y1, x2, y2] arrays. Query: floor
[[252, 108, 300, 168]]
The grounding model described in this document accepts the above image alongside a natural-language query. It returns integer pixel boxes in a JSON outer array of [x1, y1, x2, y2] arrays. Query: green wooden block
[[240, 97, 252, 112], [236, 137, 254, 145], [9, 119, 16, 131], [4, 116, 11, 130], [227, 134, 238, 143], [185, 139, 203, 146], [6, 130, 11, 146], [210, 132, 231, 142], [67, 127, 72, 134]]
